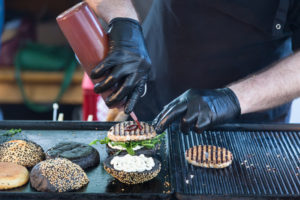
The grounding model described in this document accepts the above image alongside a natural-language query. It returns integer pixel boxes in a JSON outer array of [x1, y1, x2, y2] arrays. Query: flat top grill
[[0, 121, 172, 200], [1, 121, 300, 199], [168, 124, 300, 199]]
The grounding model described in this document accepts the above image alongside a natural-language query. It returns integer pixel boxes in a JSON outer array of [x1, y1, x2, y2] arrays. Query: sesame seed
[[35, 158, 89, 192]]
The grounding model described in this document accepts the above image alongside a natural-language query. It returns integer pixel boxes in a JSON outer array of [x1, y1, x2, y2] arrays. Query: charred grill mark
[[131, 121, 136, 136], [210, 145, 213, 164], [118, 123, 121, 136], [200, 145, 203, 163], [129, 121, 133, 136], [207, 145, 211, 164], [220, 147, 224, 164], [224, 148, 227, 163], [124, 124, 128, 136], [217, 147, 221, 165]]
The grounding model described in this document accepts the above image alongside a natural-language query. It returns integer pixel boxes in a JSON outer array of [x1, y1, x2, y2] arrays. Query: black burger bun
[[103, 154, 161, 185], [46, 142, 100, 170]]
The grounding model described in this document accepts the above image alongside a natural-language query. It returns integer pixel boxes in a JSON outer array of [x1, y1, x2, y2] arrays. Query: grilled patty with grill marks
[[107, 121, 156, 142], [185, 145, 233, 168]]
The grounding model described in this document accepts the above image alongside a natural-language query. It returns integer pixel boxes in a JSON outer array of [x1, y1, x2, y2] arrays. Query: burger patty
[[107, 121, 156, 142], [185, 145, 233, 168]]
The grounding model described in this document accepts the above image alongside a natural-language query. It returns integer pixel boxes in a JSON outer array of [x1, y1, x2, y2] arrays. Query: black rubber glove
[[90, 18, 151, 114], [153, 88, 241, 134]]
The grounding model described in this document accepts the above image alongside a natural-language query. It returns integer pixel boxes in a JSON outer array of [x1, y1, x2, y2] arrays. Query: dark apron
[[136, 0, 292, 123]]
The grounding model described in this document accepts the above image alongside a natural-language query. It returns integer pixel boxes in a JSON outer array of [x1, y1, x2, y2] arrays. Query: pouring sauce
[[125, 124, 143, 131]]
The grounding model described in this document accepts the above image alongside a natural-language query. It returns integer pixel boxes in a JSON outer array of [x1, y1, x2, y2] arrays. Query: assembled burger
[[90, 121, 165, 156]]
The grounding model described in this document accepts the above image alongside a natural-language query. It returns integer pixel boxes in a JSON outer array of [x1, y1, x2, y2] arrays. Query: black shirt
[[136, 0, 300, 121]]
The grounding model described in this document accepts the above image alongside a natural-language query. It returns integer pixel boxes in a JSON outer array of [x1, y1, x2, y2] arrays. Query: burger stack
[[96, 121, 165, 184]]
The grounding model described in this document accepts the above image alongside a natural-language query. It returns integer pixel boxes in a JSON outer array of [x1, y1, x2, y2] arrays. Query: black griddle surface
[[0, 121, 172, 200], [168, 124, 300, 200]]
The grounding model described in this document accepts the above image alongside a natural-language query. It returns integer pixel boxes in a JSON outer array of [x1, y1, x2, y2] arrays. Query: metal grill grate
[[168, 124, 300, 199]]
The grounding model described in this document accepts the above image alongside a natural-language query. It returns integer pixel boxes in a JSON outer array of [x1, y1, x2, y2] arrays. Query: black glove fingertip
[[124, 101, 134, 115], [90, 69, 97, 79], [94, 82, 105, 94], [194, 119, 210, 134], [180, 123, 190, 135], [155, 126, 164, 134], [124, 81, 144, 114], [104, 99, 113, 108], [90, 62, 106, 79]]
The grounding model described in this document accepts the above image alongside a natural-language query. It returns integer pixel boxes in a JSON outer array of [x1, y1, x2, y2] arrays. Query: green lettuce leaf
[[90, 132, 166, 155]]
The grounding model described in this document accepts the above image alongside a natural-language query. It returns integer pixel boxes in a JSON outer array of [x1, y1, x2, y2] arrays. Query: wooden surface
[[0, 67, 83, 104]]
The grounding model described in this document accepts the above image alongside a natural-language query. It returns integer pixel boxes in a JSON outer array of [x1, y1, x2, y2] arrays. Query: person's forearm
[[85, 0, 139, 23], [229, 51, 300, 114]]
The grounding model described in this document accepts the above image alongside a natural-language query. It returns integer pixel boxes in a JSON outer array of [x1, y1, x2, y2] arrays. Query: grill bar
[[169, 124, 300, 199]]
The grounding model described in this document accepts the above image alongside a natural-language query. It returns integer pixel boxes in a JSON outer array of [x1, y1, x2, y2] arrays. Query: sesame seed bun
[[103, 155, 161, 184], [0, 140, 45, 168], [30, 158, 89, 192], [0, 162, 29, 190]]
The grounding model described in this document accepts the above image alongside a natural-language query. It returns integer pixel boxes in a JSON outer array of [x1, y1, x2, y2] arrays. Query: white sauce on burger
[[110, 154, 155, 172], [107, 142, 143, 151]]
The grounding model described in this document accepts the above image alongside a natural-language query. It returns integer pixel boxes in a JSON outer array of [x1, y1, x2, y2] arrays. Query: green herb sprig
[[0, 128, 22, 137]]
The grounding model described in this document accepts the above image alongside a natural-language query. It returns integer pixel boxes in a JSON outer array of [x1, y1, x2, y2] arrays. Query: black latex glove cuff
[[91, 17, 151, 114], [107, 18, 148, 56], [153, 88, 241, 134]]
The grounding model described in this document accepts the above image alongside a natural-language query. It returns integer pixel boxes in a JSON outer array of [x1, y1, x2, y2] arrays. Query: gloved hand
[[153, 88, 241, 134], [90, 18, 151, 114]]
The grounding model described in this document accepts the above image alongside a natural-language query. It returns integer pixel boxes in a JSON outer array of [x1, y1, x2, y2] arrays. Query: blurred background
[[0, 0, 299, 122], [0, 0, 153, 121]]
